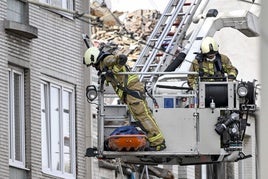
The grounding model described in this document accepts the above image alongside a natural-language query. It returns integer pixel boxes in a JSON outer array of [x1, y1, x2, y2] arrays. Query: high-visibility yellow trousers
[[125, 92, 165, 147]]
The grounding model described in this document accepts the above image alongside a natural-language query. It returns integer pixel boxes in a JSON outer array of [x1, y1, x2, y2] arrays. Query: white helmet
[[200, 36, 219, 54], [83, 47, 100, 65]]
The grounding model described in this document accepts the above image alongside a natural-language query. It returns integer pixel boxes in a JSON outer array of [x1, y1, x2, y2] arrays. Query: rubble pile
[[90, 2, 161, 63]]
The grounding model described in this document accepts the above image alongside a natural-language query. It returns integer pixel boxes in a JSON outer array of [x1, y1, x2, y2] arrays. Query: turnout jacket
[[187, 54, 238, 88], [97, 54, 144, 101]]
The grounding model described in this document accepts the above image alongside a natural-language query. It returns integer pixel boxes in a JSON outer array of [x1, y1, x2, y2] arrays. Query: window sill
[[4, 19, 38, 39], [9, 163, 30, 171], [41, 7, 75, 21], [42, 169, 75, 179]]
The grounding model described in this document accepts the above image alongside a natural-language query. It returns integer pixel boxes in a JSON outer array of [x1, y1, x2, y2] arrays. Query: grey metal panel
[[154, 108, 197, 153], [153, 108, 222, 154], [197, 108, 221, 154]]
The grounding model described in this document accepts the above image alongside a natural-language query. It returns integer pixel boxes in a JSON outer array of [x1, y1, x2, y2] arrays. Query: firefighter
[[83, 47, 166, 151], [187, 36, 238, 89]]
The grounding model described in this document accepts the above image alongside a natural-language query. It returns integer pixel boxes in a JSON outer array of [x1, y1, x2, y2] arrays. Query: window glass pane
[[67, 0, 73, 10], [50, 86, 60, 171], [51, 0, 62, 8], [14, 73, 22, 161], [39, 0, 49, 3], [41, 80, 75, 176], [41, 84, 49, 168], [62, 0, 67, 9], [40, 0, 73, 10], [63, 90, 71, 173]]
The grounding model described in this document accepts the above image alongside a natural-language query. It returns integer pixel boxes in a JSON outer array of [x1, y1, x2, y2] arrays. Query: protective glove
[[117, 54, 128, 65], [228, 74, 236, 80], [195, 53, 204, 62], [105, 69, 114, 77]]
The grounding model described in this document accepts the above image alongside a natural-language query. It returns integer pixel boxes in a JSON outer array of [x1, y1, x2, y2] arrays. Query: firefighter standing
[[83, 47, 166, 151], [187, 36, 238, 89]]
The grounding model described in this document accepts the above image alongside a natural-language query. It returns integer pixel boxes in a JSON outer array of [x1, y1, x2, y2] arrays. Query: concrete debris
[[90, 1, 161, 64], [90, 1, 123, 26]]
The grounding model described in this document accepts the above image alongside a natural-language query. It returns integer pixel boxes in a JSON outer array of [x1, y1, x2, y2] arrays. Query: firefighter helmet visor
[[200, 37, 219, 54]]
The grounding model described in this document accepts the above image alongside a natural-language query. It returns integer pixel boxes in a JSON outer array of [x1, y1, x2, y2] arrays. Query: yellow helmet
[[200, 36, 219, 54], [83, 47, 100, 65]]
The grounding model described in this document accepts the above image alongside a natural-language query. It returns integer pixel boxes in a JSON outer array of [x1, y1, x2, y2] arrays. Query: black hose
[[164, 52, 186, 72]]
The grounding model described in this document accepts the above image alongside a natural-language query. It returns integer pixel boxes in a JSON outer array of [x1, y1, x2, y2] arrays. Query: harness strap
[[198, 53, 224, 77], [214, 54, 224, 75], [105, 68, 145, 101]]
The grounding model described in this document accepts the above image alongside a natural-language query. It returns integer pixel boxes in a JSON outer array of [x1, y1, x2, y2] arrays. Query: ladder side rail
[[132, 0, 179, 72], [147, 0, 203, 80], [142, 0, 182, 43], [169, 0, 203, 49], [135, 14, 171, 63], [159, 0, 203, 72], [139, 0, 189, 81], [166, 0, 203, 52], [132, 0, 187, 72], [143, 0, 188, 62], [137, 14, 172, 74]]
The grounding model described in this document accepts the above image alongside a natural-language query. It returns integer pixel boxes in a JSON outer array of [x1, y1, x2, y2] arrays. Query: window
[[8, 67, 25, 168], [7, 0, 28, 24], [41, 80, 76, 178], [40, 0, 74, 10], [5, 0, 38, 39]]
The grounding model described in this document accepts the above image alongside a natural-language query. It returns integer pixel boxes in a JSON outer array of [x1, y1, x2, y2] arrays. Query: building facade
[[0, 0, 97, 178]]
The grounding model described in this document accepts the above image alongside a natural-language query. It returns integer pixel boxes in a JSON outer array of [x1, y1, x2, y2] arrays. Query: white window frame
[[39, 0, 74, 10], [41, 79, 76, 179], [8, 67, 25, 169]]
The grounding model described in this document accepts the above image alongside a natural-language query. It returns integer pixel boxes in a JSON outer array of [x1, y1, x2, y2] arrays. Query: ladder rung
[[156, 53, 163, 57], [150, 38, 159, 41], [135, 64, 145, 67], [167, 32, 175, 36], [135, 64, 158, 68], [161, 43, 169, 46], [173, 22, 180, 26], [147, 64, 158, 67], [184, 2, 191, 6], [178, 12, 186, 16], [164, 37, 173, 41], [133, 0, 202, 82], [164, 13, 173, 16]]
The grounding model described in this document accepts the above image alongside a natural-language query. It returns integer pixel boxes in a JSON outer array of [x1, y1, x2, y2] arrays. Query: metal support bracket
[[85, 147, 99, 157]]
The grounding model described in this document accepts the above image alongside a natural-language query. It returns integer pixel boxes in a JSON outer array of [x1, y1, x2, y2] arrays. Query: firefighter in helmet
[[83, 47, 166, 151], [187, 36, 238, 89]]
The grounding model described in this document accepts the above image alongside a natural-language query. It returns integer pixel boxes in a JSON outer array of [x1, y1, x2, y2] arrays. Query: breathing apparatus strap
[[197, 53, 224, 77], [214, 54, 224, 75], [104, 68, 146, 101]]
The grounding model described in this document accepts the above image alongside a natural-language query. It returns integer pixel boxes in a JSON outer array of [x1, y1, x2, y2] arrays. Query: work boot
[[145, 141, 166, 151]]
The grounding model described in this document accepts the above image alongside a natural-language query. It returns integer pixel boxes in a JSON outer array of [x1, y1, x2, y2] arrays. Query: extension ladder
[[132, 0, 202, 83]]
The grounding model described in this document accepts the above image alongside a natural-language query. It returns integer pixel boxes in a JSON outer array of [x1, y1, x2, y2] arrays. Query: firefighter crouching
[[83, 47, 166, 151], [187, 36, 238, 89]]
